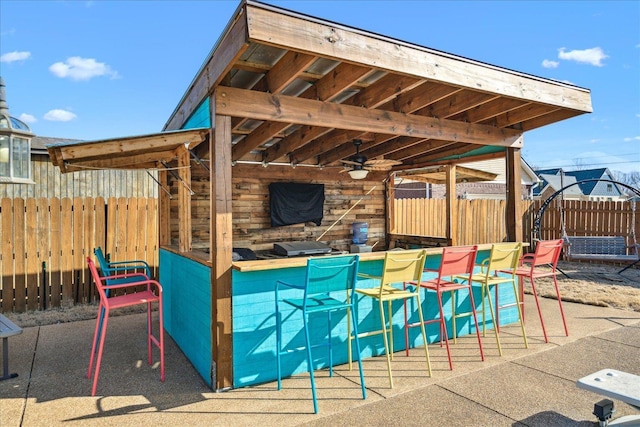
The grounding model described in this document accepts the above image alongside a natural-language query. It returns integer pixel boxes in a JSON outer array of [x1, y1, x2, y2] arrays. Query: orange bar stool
[[407, 245, 484, 370], [508, 239, 568, 342]]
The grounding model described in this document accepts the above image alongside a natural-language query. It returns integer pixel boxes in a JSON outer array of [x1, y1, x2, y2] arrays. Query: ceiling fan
[[340, 139, 401, 179]]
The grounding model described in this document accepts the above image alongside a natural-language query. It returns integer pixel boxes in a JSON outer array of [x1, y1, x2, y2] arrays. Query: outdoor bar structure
[[47, 1, 592, 390]]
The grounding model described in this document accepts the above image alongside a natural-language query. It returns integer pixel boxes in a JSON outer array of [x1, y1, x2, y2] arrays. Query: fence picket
[[50, 198, 62, 308], [13, 199, 26, 312], [26, 198, 39, 311]]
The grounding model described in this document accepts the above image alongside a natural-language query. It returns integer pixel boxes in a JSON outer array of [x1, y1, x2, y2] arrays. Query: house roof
[[47, 0, 592, 174], [565, 168, 610, 195], [532, 167, 622, 197], [32, 136, 80, 154], [538, 173, 583, 196]]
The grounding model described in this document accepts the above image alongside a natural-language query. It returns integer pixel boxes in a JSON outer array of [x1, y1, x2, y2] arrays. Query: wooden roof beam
[[415, 90, 499, 119], [262, 125, 333, 163], [521, 108, 584, 131], [290, 128, 366, 164], [484, 103, 560, 128], [265, 50, 317, 94], [318, 132, 398, 165], [447, 97, 528, 123], [384, 138, 452, 161], [348, 74, 425, 109], [215, 87, 523, 147], [380, 81, 463, 114]]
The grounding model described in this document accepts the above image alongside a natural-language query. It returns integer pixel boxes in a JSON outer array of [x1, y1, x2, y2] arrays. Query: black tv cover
[[269, 182, 324, 227]]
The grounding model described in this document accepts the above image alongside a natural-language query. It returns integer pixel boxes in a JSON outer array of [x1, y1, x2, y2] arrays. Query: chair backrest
[[532, 239, 564, 267], [438, 245, 478, 278], [87, 257, 109, 302], [93, 247, 110, 273], [486, 242, 522, 273], [305, 254, 360, 297], [380, 249, 427, 286]]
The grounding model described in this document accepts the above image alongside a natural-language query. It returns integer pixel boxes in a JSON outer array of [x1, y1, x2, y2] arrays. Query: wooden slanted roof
[[164, 0, 591, 175], [396, 165, 498, 185], [48, 0, 591, 175], [47, 128, 208, 173]]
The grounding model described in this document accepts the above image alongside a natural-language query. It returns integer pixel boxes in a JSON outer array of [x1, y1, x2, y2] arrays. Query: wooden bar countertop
[[231, 242, 525, 272]]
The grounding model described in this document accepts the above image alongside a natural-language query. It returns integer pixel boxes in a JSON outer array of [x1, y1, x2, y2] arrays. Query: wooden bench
[[0, 313, 23, 381], [564, 236, 640, 273]]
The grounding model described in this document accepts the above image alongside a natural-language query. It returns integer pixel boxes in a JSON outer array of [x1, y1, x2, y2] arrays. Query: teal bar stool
[[275, 254, 366, 413]]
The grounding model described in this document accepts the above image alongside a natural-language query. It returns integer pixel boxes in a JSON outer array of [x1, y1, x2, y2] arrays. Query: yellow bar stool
[[348, 249, 431, 388]]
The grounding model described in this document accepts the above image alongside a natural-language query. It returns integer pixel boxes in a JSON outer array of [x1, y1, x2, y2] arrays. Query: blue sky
[[1, 0, 638, 174]]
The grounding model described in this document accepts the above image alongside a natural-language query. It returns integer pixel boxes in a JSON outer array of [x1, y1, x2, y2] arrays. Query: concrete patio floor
[[1, 294, 640, 426]]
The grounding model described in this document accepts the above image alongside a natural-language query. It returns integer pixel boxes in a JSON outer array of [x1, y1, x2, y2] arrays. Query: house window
[[0, 78, 34, 184], [607, 183, 612, 192], [0, 119, 33, 184]]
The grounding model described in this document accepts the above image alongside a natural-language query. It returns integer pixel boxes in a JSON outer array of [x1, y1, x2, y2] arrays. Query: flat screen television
[[269, 182, 324, 227]]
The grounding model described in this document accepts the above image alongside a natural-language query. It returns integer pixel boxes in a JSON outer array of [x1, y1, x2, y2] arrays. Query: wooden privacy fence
[[394, 198, 639, 247], [0, 197, 158, 313]]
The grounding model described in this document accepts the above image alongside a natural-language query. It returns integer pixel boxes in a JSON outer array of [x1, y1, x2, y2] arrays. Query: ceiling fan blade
[[365, 159, 402, 167], [341, 159, 363, 166]]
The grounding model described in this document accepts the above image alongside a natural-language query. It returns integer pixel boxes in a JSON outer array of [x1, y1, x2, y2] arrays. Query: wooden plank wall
[[231, 178, 385, 251], [168, 165, 387, 251], [0, 197, 158, 313]]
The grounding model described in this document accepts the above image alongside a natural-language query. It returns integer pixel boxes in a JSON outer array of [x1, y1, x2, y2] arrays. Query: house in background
[[395, 157, 540, 200], [533, 168, 626, 202], [0, 77, 157, 200]]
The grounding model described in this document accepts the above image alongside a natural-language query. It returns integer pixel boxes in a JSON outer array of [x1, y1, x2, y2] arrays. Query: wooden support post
[[386, 173, 396, 247], [506, 146, 523, 242], [210, 104, 233, 390], [446, 164, 457, 246], [177, 148, 192, 252], [158, 170, 171, 246]]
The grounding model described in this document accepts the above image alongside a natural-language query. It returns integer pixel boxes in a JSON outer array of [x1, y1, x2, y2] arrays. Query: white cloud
[[44, 109, 77, 122], [0, 51, 31, 63], [18, 113, 36, 123], [49, 56, 119, 81], [558, 47, 608, 66], [542, 59, 559, 69], [623, 136, 640, 142]]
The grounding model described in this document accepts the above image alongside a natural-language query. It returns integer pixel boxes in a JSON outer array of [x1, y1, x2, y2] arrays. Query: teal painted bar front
[[159, 249, 213, 387], [231, 251, 520, 388], [158, 249, 520, 389]]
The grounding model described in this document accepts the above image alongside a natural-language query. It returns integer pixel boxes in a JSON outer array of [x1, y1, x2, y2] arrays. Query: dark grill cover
[[269, 182, 324, 227]]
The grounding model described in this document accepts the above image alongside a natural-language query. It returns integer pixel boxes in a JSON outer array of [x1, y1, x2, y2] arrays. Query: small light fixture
[[348, 169, 369, 180]]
